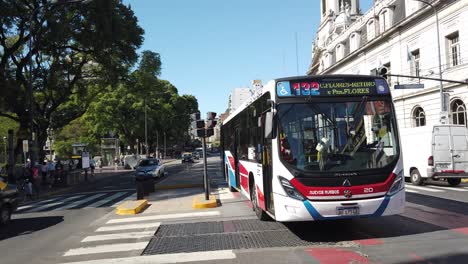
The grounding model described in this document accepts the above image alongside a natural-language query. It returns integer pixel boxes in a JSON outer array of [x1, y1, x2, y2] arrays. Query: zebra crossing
[[405, 184, 468, 194], [16, 191, 135, 214], [59, 210, 228, 264]]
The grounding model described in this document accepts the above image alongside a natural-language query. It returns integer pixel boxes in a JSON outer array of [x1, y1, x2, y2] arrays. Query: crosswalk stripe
[[52, 193, 109, 211], [405, 189, 420, 194], [59, 250, 236, 264], [405, 185, 444, 192], [112, 193, 137, 208], [106, 211, 221, 224], [96, 222, 161, 232], [63, 242, 148, 256], [81, 231, 155, 242], [429, 185, 468, 192], [25, 195, 85, 213], [17, 197, 64, 211], [85, 192, 128, 208]]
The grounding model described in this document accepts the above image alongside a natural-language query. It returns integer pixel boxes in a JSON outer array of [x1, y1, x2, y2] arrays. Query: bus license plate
[[337, 207, 359, 216]]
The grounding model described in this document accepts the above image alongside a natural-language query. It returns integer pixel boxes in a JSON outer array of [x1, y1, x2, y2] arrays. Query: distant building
[[309, 0, 468, 129], [229, 88, 252, 113]]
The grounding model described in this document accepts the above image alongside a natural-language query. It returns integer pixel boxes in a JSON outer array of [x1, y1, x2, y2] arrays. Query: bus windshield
[[277, 99, 399, 173]]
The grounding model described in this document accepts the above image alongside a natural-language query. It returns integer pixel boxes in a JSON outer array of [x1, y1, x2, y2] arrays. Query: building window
[[413, 107, 426, 127], [349, 32, 361, 53], [336, 44, 345, 61], [451, 99, 466, 126], [379, 8, 394, 32], [322, 0, 326, 15], [367, 19, 377, 41], [446, 32, 461, 67], [411, 49, 420, 77]]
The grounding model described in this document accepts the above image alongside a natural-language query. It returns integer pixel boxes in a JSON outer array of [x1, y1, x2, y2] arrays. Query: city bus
[[221, 75, 405, 221]]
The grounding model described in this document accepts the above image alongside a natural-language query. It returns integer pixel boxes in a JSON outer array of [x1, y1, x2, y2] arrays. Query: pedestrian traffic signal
[[206, 119, 217, 128], [206, 112, 217, 120], [190, 112, 201, 121], [377, 67, 389, 79]]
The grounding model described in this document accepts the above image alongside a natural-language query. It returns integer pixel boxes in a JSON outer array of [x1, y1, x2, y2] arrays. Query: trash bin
[[136, 175, 154, 199]]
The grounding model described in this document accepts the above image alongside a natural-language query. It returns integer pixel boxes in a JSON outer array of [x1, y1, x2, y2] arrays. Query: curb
[[155, 183, 204, 190], [116, 200, 148, 215], [192, 194, 218, 209]]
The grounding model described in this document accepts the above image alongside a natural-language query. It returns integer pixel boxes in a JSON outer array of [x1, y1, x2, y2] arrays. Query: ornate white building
[[309, 0, 468, 129]]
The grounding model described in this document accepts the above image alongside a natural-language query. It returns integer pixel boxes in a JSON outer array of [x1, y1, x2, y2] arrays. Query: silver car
[[135, 158, 165, 179]]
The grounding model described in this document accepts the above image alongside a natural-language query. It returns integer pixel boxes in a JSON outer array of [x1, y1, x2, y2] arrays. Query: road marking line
[[112, 193, 137, 208], [405, 185, 444, 192], [63, 242, 148, 256], [96, 222, 161, 232], [52, 193, 109, 211], [85, 192, 128, 208], [405, 189, 420, 194], [429, 185, 468, 192], [17, 197, 65, 211], [216, 187, 235, 200], [59, 250, 236, 264], [24, 195, 85, 213], [81, 231, 155, 242], [106, 211, 221, 224]]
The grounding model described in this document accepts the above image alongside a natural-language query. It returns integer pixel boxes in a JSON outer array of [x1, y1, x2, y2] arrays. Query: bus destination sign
[[276, 78, 389, 97]]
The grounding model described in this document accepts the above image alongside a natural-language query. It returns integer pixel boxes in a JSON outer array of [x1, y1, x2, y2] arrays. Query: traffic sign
[[22, 140, 29, 153], [394, 83, 425, 89]]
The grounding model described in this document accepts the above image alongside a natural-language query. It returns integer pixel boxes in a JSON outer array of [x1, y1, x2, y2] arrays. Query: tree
[[85, 51, 199, 154], [0, 0, 144, 162]]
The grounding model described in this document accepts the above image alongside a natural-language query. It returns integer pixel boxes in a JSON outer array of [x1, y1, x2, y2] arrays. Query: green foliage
[[85, 51, 198, 153], [53, 117, 99, 158], [0, 116, 19, 138], [0, 0, 144, 160]]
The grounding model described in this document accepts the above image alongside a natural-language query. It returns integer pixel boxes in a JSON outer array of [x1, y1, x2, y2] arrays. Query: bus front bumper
[[273, 188, 405, 222]]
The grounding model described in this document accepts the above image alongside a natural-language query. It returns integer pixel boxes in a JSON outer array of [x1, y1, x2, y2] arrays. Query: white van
[[401, 124, 468, 186]]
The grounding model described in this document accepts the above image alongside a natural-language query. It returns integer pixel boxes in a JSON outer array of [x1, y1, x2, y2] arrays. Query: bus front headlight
[[279, 176, 305, 201], [387, 171, 404, 196]]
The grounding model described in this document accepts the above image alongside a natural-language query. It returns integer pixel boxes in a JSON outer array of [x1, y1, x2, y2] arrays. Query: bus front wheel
[[250, 181, 269, 221]]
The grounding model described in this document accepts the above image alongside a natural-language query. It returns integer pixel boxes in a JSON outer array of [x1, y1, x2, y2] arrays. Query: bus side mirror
[[264, 112, 276, 139]]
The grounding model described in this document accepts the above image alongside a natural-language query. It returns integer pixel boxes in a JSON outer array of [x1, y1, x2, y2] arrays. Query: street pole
[[163, 132, 166, 159], [414, 0, 445, 117], [156, 131, 159, 159], [28, 10, 35, 167], [202, 136, 209, 200], [144, 98, 148, 156], [2, 137, 6, 164]]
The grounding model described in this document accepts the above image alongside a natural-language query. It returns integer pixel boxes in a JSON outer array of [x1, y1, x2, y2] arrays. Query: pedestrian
[[41, 161, 48, 186], [90, 157, 96, 177], [47, 160, 56, 187]]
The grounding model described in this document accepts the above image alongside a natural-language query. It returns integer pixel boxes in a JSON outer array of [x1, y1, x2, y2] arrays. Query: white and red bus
[[221, 75, 405, 221]]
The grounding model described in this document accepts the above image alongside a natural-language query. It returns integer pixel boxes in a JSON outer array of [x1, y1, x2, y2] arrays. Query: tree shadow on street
[[0, 216, 64, 241]]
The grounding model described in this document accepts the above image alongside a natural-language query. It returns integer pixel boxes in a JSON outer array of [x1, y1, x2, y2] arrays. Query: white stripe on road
[[429, 185, 468, 192], [25, 195, 85, 213], [217, 188, 235, 200], [81, 231, 155, 242], [85, 192, 128, 208], [63, 242, 148, 256], [60, 250, 236, 264], [405, 189, 420, 194], [405, 185, 444, 192], [52, 193, 109, 211], [96, 222, 161, 232], [106, 211, 221, 224], [17, 197, 64, 211], [112, 193, 137, 208]]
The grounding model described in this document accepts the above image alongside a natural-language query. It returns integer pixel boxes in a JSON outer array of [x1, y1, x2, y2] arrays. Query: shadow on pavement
[[396, 252, 468, 264], [0, 216, 64, 241], [284, 214, 445, 243]]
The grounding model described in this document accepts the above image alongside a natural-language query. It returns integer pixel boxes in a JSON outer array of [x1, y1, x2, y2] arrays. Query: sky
[[124, 0, 374, 116]]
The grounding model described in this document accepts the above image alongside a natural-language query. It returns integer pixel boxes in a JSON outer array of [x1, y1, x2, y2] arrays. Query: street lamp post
[[2, 137, 6, 164], [414, 0, 445, 120]]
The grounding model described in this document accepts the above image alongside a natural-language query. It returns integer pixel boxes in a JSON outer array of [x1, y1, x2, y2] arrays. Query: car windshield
[[138, 159, 158, 166], [277, 99, 399, 173]]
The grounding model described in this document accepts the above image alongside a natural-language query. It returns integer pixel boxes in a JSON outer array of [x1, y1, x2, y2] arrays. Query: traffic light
[[191, 120, 205, 129], [206, 119, 217, 128], [377, 67, 389, 79], [190, 112, 200, 122], [206, 112, 217, 120], [206, 128, 214, 137]]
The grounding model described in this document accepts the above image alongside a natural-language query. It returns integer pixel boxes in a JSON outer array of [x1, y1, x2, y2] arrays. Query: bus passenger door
[[234, 128, 241, 189], [262, 116, 274, 214]]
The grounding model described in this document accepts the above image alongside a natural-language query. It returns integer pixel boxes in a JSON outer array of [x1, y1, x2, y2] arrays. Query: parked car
[[135, 158, 165, 179], [401, 124, 468, 186], [181, 152, 194, 163], [0, 176, 19, 225]]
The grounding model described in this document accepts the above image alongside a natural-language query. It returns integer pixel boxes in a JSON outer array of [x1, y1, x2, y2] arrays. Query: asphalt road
[[1, 156, 467, 264]]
